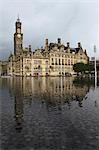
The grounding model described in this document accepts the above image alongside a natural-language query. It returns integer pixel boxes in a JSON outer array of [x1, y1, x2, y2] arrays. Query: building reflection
[[15, 96, 23, 132], [7, 77, 93, 130]]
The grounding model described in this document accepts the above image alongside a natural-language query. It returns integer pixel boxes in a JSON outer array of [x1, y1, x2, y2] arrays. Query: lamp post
[[61, 56, 62, 76], [61, 56, 62, 95], [94, 45, 97, 89]]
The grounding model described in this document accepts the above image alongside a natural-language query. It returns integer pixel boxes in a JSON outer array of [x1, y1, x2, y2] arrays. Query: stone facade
[[7, 18, 89, 76]]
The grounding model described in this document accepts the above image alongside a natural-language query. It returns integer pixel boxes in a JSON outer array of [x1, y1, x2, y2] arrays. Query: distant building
[[89, 58, 99, 72], [7, 17, 89, 76], [0, 61, 8, 76]]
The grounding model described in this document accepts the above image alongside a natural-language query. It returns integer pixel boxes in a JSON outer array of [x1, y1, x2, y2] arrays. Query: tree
[[73, 62, 85, 74], [84, 64, 94, 73]]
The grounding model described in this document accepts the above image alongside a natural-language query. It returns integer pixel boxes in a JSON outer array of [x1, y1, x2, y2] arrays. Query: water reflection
[[6, 77, 93, 131], [1, 77, 99, 150], [9, 77, 91, 104], [15, 96, 23, 132]]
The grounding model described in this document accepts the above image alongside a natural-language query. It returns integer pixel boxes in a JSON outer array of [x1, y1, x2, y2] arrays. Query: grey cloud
[[0, 0, 99, 60]]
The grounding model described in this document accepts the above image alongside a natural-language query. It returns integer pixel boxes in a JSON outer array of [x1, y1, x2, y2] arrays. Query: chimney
[[57, 38, 61, 44], [29, 45, 31, 52], [67, 42, 70, 48], [78, 42, 81, 48], [45, 39, 48, 51], [84, 49, 87, 54], [45, 39, 48, 46]]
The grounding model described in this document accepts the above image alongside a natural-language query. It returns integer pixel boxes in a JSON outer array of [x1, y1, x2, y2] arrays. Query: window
[[34, 60, 42, 64], [46, 60, 48, 64], [59, 59, 61, 65], [71, 60, 73, 65], [51, 54, 54, 57], [68, 59, 70, 65], [34, 60, 38, 64], [62, 59, 64, 65], [55, 58, 57, 65], [52, 58, 54, 65], [65, 59, 67, 65]]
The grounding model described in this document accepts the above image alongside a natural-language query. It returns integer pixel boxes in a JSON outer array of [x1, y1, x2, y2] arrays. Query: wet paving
[[0, 77, 99, 150]]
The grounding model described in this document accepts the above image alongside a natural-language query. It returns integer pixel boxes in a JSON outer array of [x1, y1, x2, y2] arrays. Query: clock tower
[[14, 17, 23, 55]]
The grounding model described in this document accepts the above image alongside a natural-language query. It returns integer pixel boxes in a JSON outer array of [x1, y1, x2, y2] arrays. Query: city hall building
[[7, 17, 89, 76]]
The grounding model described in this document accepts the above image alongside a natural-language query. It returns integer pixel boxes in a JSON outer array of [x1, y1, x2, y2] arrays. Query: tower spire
[[17, 14, 20, 22], [14, 15, 23, 55]]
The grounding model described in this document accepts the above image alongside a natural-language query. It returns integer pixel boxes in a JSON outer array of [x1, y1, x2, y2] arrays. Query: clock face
[[17, 34, 21, 38]]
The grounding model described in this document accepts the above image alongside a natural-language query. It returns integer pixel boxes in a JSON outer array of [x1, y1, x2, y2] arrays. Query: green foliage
[[73, 62, 85, 73], [73, 63, 94, 74]]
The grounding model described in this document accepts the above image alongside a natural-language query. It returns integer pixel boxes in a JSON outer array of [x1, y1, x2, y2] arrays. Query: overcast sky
[[0, 0, 99, 60]]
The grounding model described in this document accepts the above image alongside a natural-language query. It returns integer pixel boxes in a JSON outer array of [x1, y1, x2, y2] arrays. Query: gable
[[33, 49, 44, 58]]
